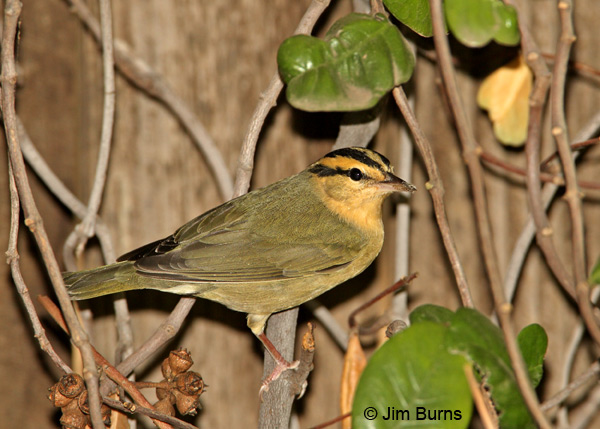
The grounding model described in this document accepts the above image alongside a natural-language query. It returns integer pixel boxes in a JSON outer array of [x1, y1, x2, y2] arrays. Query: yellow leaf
[[340, 332, 367, 429], [477, 55, 532, 146]]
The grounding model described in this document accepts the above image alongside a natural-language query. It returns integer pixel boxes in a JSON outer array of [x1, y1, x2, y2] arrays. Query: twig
[[102, 398, 197, 429], [480, 149, 600, 190], [348, 273, 417, 329], [571, 382, 600, 429], [68, 0, 116, 253], [393, 87, 414, 320], [393, 87, 473, 307], [429, 1, 550, 427], [304, 301, 349, 351], [64, 0, 234, 200], [551, 0, 600, 345], [0, 3, 104, 427], [540, 137, 600, 171], [541, 360, 600, 412], [6, 165, 71, 374]]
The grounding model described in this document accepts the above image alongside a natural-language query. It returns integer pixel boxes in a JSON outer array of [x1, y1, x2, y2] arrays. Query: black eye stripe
[[324, 147, 389, 170], [309, 165, 370, 180]]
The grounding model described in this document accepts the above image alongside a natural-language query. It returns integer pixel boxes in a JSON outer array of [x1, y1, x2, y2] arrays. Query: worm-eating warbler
[[65, 147, 415, 387]]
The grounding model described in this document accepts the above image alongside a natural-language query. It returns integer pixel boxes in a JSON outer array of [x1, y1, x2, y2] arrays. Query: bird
[[64, 147, 416, 392]]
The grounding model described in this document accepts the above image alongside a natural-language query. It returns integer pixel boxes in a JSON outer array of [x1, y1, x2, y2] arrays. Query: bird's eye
[[349, 168, 363, 181]]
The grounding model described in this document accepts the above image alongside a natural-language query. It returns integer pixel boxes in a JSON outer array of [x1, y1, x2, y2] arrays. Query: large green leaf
[[352, 322, 472, 429], [517, 324, 548, 388], [409, 304, 454, 325], [445, 0, 520, 47], [447, 309, 535, 428], [384, 0, 433, 37], [277, 13, 414, 112]]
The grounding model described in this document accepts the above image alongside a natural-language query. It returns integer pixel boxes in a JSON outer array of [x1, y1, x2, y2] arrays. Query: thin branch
[[571, 382, 600, 429], [506, 0, 576, 299], [553, 286, 600, 426], [429, 1, 550, 427], [480, 149, 600, 190], [348, 274, 417, 329], [0, 2, 104, 427], [393, 87, 473, 308], [6, 165, 71, 374], [503, 109, 600, 302], [540, 137, 600, 171], [72, 0, 116, 248], [102, 398, 197, 429], [393, 87, 414, 319], [551, 0, 600, 345], [17, 119, 117, 261], [233, 0, 331, 197], [541, 360, 600, 412], [105, 297, 197, 395], [64, 0, 234, 200]]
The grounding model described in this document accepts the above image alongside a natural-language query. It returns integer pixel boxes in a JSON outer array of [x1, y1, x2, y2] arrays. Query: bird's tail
[[64, 262, 138, 300]]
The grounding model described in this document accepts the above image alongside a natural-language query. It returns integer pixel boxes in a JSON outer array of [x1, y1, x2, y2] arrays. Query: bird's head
[[307, 147, 416, 231]]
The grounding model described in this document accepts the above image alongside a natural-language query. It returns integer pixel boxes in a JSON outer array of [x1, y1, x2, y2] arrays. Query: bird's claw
[[259, 359, 300, 399]]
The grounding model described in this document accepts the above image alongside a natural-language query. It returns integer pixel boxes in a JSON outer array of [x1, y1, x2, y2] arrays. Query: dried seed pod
[[173, 390, 200, 416], [57, 373, 86, 399], [168, 348, 193, 375], [155, 386, 173, 401], [48, 384, 74, 408], [59, 409, 88, 429], [154, 397, 176, 417], [174, 371, 204, 396], [77, 390, 90, 415], [161, 357, 174, 380]]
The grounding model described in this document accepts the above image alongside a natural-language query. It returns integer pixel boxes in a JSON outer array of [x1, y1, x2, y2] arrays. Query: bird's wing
[[119, 197, 363, 283]]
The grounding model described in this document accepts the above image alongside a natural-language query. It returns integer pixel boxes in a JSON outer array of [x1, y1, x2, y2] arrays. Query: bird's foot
[[259, 358, 300, 399]]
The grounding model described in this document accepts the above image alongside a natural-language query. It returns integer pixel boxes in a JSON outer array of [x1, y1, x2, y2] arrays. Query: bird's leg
[[257, 331, 299, 396]]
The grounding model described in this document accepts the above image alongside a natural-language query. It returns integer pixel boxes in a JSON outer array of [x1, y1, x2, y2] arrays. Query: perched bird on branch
[[65, 147, 415, 392]]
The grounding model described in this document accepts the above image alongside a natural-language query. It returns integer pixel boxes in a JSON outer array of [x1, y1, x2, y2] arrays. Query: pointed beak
[[378, 173, 416, 194]]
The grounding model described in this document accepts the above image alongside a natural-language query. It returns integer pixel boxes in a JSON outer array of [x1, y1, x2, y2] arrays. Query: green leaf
[[445, 0, 520, 47], [590, 256, 600, 284], [445, 0, 497, 47], [517, 324, 548, 388], [384, 0, 433, 37], [492, 3, 520, 46], [447, 308, 535, 428], [409, 304, 454, 325], [277, 13, 414, 112], [352, 322, 472, 429]]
